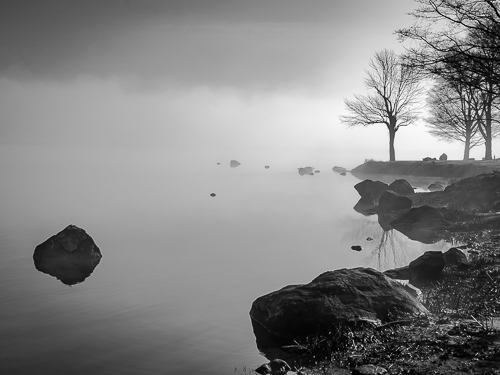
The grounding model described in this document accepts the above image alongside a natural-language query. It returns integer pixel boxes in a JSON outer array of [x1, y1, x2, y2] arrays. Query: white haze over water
[[0, 1, 497, 373]]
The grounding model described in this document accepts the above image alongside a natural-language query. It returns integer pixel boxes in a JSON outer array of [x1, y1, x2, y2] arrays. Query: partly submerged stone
[[354, 179, 388, 200], [250, 267, 427, 342], [230, 160, 241, 168], [33, 225, 102, 286]]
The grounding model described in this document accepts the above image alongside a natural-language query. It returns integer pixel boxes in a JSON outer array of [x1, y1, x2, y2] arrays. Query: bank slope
[[351, 160, 500, 179]]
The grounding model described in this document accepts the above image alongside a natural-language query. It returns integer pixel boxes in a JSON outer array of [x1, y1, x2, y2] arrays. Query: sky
[[1, 0, 497, 168]]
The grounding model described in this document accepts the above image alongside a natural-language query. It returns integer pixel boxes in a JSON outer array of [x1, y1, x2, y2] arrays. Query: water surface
[[0, 145, 447, 374]]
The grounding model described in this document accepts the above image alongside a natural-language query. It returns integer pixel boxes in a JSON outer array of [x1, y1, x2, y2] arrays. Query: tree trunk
[[388, 124, 396, 161], [484, 105, 493, 160], [463, 128, 471, 160], [484, 122, 492, 160], [463, 138, 470, 160]]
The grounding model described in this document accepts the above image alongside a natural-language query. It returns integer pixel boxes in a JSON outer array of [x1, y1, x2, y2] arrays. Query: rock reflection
[[33, 225, 102, 286], [339, 217, 448, 271]]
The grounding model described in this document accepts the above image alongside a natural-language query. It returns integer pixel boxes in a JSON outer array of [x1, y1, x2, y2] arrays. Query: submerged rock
[[351, 245, 362, 251], [250, 268, 427, 342], [210, 193, 216, 197], [33, 225, 102, 286]]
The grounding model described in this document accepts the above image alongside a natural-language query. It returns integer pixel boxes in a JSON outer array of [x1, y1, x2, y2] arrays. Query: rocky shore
[[250, 170, 500, 375], [351, 160, 500, 180]]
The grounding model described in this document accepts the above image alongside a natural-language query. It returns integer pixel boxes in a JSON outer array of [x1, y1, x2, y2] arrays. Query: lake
[[0, 145, 448, 374]]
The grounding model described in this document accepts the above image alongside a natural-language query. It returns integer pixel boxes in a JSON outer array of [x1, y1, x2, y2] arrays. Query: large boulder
[[387, 179, 414, 196], [33, 225, 102, 285], [378, 190, 412, 213], [354, 180, 388, 200], [439, 153, 448, 161], [250, 268, 427, 342], [409, 251, 445, 287]]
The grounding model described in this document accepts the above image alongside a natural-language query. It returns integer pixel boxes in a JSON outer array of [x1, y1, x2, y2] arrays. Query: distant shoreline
[[350, 160, 500, 180]]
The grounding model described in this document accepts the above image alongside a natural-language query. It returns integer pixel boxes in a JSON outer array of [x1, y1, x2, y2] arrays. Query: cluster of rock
[[423, 153, 447, 161], [249, 246, 471, 373], [353, 171, 500, 243]]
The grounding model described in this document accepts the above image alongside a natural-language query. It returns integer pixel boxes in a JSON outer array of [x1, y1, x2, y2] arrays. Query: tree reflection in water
[[339, 217, 449, 271]]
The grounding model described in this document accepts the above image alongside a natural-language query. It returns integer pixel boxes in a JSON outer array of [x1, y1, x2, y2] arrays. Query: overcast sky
[[1, 0, 493, 166]]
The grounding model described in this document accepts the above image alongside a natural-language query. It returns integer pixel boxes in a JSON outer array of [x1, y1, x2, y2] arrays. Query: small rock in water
[[314, 170, 320, 173], [230, 160, 241, 168], [216, 162, 221, 165], [340, 172, 346, 176], [210, 193, 216, 197], [351, 245, 362, 251], [298, 166, 315, 176], [366, 237, 373, 241], [264, 165, 270, 169]]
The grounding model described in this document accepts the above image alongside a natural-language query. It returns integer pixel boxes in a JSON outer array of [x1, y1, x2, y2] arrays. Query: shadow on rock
[[33, 224, 102, 286]]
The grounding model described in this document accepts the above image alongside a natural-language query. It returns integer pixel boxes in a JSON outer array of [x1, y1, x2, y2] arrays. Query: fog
[[2, 0, 493, 167]]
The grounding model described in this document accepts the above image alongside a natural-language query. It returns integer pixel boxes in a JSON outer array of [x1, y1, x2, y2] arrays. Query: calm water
[[0, 145, 447, 374]]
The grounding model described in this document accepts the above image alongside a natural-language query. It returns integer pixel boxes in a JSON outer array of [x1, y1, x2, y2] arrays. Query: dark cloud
[[0, 0, 415, 91]]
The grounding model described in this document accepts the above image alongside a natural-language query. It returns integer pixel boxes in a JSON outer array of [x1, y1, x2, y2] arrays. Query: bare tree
[[426, 78, 484, 160], [339, 49, 423, 161], [396, 0, 500, 159]]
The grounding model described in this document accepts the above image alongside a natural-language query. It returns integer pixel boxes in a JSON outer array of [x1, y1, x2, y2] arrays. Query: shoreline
[[350, 160, 500, 179]]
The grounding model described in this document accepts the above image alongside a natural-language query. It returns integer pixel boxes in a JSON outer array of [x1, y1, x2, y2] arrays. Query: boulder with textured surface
[[409, 251, 445, 287], [33, 225, 102, 285], [250, 267, 427, 341]]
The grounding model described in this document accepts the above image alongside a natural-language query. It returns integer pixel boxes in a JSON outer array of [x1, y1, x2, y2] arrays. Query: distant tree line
[[340, 0, 500, 161]]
